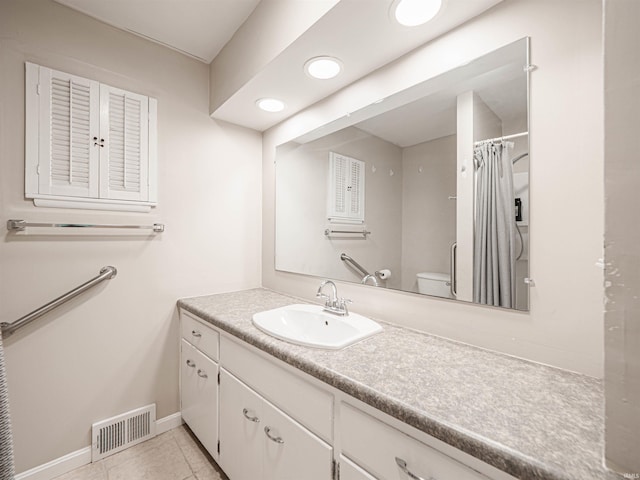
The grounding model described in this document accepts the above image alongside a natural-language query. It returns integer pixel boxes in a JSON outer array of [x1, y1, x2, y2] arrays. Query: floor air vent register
[[91, 404, 157, 461]]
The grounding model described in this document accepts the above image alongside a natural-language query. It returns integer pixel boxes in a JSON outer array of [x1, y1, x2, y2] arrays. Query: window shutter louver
[[328, 152, 365, 223], [333, 155, 347, 215], [100, 86, 149, 201], [349, 160, 362, 216], [38, 67, 99, 197]]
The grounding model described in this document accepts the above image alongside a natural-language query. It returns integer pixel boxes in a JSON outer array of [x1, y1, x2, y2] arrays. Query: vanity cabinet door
[[262, 398, 332, 480], [340, 456, 378, 480], [219, 367, 332, 480], [180, 340, 199, 428], [180, 339, 219, 459], [219, 368, 263, 480]]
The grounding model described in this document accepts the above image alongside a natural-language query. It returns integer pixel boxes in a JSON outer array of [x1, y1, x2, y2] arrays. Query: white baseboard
[[14, 447, 92, 480], [15, 412, 183, 480], [156, 411, 184, 435]]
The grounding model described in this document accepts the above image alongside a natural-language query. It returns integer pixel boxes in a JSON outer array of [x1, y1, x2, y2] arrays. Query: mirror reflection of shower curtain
[[473, 143, 516, 308]]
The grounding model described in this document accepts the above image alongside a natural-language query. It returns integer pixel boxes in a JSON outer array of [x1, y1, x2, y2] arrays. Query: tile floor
[[53, 425, 228, 480]]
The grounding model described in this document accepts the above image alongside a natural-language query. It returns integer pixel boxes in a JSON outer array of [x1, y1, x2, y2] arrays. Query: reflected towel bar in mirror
[[7, 219, 165, 233], [324, 228, 371, 238]]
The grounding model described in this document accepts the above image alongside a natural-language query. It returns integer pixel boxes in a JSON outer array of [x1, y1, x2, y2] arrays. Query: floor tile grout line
[[171, 428, 199, 478]]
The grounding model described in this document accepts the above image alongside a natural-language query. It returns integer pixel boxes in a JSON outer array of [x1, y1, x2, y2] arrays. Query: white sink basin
[[252, 304, 382, 349]]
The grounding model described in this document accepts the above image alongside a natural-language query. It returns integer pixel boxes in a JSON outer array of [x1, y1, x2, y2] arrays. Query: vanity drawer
[[220, 336, 333, 442], [341, 403, 489, 480], [181, 310, 219, 361]]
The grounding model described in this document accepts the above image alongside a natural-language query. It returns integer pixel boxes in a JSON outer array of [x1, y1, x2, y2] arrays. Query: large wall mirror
[[275, 38, 530, 311]]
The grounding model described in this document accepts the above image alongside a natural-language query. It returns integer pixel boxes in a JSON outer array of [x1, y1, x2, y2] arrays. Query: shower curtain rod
[[474, 131, 528, 146]]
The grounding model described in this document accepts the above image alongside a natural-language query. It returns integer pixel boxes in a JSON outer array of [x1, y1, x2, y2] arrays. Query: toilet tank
[[416, 272, 452, 299]]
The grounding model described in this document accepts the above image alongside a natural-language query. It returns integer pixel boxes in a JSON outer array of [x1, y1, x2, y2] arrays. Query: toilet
[[416, 272, 453, 298]]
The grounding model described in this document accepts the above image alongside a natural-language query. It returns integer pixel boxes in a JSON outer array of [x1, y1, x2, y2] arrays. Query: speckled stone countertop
[[178, 288, 623, 480]]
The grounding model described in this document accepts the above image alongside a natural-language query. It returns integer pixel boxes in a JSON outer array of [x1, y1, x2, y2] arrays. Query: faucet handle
[[316, 292, 331, 306], [338, 297, 352, 315]]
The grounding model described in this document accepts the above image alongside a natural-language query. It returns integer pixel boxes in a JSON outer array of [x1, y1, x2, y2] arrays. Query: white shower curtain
[[473, 142, 516, 308], [0, 329, 15, 479]]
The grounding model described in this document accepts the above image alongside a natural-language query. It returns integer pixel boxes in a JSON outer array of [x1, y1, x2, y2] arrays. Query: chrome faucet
[[316, 280, 351, 316]]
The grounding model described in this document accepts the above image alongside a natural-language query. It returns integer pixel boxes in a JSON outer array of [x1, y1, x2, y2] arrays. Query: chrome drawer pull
[[395, 457, 430, 480], [197, 369, 208, 378], [242, 408, 260, 423], [191, 330, 202, 338], [264, 426, 284, 444], [186, 359, 196, 368]]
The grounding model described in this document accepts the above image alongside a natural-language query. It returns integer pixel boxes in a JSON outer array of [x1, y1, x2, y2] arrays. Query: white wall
[[275, 127, 403, 288], [0, 0, 262, 472], [263, 0, 604, 377], [401, 135, 457, 292], [604, 0, 640, 473]]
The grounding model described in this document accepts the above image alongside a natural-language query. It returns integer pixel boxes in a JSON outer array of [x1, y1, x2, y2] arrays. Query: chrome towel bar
[[0, 266, 117, 336], [7, 220, 164, 233], [324, 228, 370, 238]]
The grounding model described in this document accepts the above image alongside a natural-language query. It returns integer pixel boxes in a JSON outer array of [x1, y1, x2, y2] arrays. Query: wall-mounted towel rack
[[324, 228, 370, 238], [7, 220, 164, 233], [0, 266, 117, 336]]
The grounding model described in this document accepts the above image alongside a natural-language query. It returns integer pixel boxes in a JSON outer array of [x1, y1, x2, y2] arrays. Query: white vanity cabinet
[[340, 456, 377, 480], [219, 368, 333, 480], [340, 403, 490, 480], [180, 311, 219, 459], [218, 336, 333, 480], [178, 307, 512, 480]]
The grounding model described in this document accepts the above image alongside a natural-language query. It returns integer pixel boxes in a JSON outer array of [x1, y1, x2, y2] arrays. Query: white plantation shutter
[[37, 66, 99, 197], [26, 63, 156, 210], [349, 159, 364, 218], [100, 85, 149, 201], [328, 152, 365, 222], [330, 153, 348, 217]]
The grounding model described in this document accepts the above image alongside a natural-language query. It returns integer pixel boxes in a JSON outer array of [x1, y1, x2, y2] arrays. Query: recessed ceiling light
[[391, 0, 442, 27], [256, 98, 285, 113], [304, 56, 343, 80]]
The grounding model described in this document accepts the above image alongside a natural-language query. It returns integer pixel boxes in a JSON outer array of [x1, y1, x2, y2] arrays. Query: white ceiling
[[53, 0, 260, 62], [53, 0, 505, 131], [212, 0, 504, 131], [355, 64, 527, 147], [292, 37, 527, 148]]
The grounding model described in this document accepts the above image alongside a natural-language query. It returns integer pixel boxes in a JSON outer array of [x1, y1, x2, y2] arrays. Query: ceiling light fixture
[[304, 56, 343, 80], [256, 98, 285, 113], [392, 0, 442, 27]]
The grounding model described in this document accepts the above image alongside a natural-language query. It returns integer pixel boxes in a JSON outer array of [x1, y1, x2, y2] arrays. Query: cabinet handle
[[191, 330, 202, 338], [395, 457, 430, 480], [186, 359, 196, 368], [242, 408, 260, 423], [264, 426, 284, 444], [197, 369, 208, 378]]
